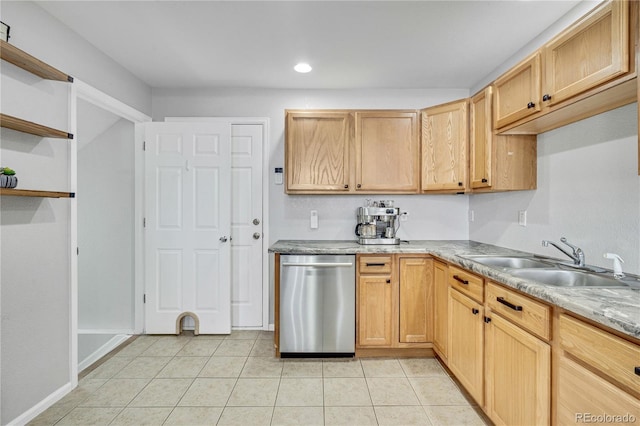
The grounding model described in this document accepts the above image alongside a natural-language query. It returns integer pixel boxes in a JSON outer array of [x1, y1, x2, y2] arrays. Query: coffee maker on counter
[[355, 200, 400, 245]]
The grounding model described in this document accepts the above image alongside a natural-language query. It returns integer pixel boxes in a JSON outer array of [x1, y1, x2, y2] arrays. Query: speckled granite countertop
[[269, 240, 640, 340]]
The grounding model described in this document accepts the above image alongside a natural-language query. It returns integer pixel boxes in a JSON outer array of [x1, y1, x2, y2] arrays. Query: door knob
[[253, 232, 261, 240], [219, 236, 228, 243], [253, 218, 260, 225]]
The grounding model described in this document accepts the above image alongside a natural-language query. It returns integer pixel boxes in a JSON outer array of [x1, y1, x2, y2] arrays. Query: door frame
[[70, 80, 151, 385], [165, 116, 270, 330]]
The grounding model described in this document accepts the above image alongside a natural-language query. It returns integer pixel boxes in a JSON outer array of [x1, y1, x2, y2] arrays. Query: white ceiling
[[36, 1, 587, 90]]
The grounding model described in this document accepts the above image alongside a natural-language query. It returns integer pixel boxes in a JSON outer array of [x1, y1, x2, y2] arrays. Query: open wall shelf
[[0, 113, 73, 139], [0, 39, 73, 82], [0, 188, 75, 198]]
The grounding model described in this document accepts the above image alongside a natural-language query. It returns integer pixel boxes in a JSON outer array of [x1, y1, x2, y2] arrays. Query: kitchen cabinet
[[357, 255, 394, 347], [447, 265, 484, 404], [493, 52, 542, 129], [420, 100, 468, 193], [556, 314, 640, 424], [470, 86, 537, 192], [484, 283, 551, 426], [495, 0, 635, 133], [0, 40, 75, 199], [543, 0, 629, 107], [448, 286, 484, 405], [355, 111, 420, 193], [285, 109, 419, 194], [398, 256, 433, 343], [357, 254, 433, 352], [432, 260, 448, 362], [285, 110, 352, 193]]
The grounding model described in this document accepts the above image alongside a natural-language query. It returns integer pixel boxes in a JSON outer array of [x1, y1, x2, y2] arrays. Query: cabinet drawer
[[486, 282, 551, 341], [359, 256, 392, 274], [557, 356, 640, 425], [559, 314, 640, 394], [448, 266, 483, 302]]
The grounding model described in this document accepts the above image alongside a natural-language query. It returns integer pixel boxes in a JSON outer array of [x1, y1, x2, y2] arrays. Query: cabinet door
[[285, 111, 352, 192], [358, 274, 393, 347], [493, 52, 541, 129], [470, 87, 492, 189], [448, 288, 484, 404], [433, 261, 448, 359], [355, 111, 420, 193], [556, 356, 640, 425], [485, 314, 550, 426], [421, 100, 468, 192], [543, 0, 629, 106], [399, 257, 433, 343]]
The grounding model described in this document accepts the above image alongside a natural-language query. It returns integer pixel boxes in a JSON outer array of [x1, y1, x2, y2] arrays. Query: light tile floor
[[29, 331, 488, 426]]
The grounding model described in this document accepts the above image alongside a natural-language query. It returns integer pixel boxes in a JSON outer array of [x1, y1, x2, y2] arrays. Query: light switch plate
[[310, 210, 318, 229], [518, 210, 527, 227]]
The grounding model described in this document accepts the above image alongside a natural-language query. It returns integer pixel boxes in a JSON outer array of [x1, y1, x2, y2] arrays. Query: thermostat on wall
[[275, 167, 283, 185]]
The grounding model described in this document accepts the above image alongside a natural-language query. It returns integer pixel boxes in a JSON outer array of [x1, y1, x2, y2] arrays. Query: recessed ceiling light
[[294, 63, 312, 73]]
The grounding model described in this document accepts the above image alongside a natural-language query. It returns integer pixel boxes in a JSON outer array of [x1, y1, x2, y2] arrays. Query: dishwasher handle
[[282, 262, 354, 267]]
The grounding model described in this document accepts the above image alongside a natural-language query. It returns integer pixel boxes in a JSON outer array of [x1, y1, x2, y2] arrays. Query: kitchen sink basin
[[508, 269, 629, 288], [462, 255, 555, 269]]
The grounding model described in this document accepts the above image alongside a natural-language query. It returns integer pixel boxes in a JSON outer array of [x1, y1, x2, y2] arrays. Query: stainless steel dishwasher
[[279, 254, 355, 357]]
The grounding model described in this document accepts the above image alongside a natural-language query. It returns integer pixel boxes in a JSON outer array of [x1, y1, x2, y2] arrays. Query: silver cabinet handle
[[253, 218, 261, 225], [253, 232, 261, 240], [219, 236, 228, 242]]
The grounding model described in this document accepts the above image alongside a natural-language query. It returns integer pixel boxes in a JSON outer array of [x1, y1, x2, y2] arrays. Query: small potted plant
[[0, 167, 18, 188]]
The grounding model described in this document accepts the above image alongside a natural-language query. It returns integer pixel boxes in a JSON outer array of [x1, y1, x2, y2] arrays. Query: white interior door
[[144, 122, 231, 334], [231, 124, 264, 328]]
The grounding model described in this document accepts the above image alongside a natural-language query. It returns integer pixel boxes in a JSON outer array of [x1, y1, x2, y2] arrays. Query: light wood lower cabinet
[[358, 273, 393, 347], [399, 257, 433, 343], [448, 287, 484, 405], [556, 313, 640, 425], [485, 312, 550, 426], [432, 260, 448, 361], [556, 356, 640, 425], [357, 254, 433, 351]]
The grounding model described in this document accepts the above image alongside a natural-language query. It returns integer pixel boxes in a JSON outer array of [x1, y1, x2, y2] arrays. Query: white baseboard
[[7, 382, 73, 426], [78, 334, 131, 372], [268, 323, 274, 331]]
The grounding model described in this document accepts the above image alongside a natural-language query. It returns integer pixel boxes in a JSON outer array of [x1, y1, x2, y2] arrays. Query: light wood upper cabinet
[[470, 87, 493, 189], [421, 100, 468, 193], [355, 111, 420, 193], [398, 257, 433, 343], [470, 87, 537, 192], [543, 0, 629, 106], [285, 111, 352, 193], [493, 52, 542, 129], [495, 0, 634, 132]]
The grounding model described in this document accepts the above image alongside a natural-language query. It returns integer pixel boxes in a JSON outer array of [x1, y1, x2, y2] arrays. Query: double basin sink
[[460, 255, 638, 289]]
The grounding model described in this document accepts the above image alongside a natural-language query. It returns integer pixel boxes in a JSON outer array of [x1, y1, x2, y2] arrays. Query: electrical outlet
[[469, 210, 475, 222], [518, 210, 527, 227], [310, 210, 318, 229], [400, 211, 409, 222]]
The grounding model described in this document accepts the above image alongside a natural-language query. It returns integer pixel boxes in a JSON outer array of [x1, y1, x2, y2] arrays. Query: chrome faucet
[[542, 237, 585, 267]]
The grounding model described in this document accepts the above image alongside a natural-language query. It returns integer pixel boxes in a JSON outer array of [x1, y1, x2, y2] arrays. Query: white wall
[[470, 103, 640, 275], [0, 2, 151, 424], [152, 88, 473, 244], [78, 104, 135, 332], [2, 1, 152, 116]]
